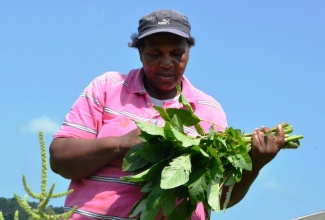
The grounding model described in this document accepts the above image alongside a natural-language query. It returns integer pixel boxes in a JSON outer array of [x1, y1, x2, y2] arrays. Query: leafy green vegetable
[[161, 153, 192, 189], [122, 86, 304, 219]]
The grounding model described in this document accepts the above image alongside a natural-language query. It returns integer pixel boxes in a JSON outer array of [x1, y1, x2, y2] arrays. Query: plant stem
[[199, 119, 226, 131]]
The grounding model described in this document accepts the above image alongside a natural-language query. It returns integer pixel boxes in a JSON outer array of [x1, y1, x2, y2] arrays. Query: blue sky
[[0, 1, 324, 219]]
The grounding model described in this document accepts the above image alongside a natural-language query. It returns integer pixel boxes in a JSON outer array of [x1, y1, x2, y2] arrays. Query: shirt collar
[[125, 68, 199, 104]]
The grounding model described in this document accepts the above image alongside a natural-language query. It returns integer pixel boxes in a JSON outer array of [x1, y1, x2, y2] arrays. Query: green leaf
[[146, 185, 165, 210], [285, 140, 300, 148], [154, 106, 171, 122], [178, 93, 193, 113], [191, 146, 209, 158], [164, 122, 200, 147], [122, 167, 150, 183], [122, 143, 150, 172], [129, 197, 148, 218], [146, 185, 176, 216], [222, 184, 234, 211], [208, 156, 224, 179], [139, 205, 160, 220], [225, 127, 242, 139], [166, 108, 201, 127], [123, 159, 168, 183], [161, 189, 176, 216], [137, 142, 171, 163], [215, 138, 228, 153], [140, 181, 155, 193], [194, 123, 205, 136], [141, 182, 154, 193], [239, 154, 252, 171], [228, 154, 252, 171], [190, 146, 211, 166], [188, 168, 208, 205], [224, 171, 236, 186], [233, 168, 243, 182], [161, 154, 192, 189], [168, 199, 190, 220], [170, 114, 184, 132], [174, 185, 190, 200], [207, 178, 221, 212], [224, 169, 242, 186], [145, 159, 170, 182], [207, 145, 217, 158], [135, 120, 165, 138]]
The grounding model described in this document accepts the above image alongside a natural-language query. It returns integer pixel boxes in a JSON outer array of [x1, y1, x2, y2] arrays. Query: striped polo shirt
[[54, 68, 227, 219]]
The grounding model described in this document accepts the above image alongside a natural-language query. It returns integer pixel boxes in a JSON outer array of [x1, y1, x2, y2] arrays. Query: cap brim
[[138, 28, 189, 39]]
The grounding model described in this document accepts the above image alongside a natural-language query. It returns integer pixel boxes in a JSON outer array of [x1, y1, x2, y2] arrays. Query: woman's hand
[[118, 128, 142, 153], [223, 124, 285, 208], [250, 125, 285, 171]]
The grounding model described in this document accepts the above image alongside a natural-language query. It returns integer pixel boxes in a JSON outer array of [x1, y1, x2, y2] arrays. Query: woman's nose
[[161, 54, 173, 68]]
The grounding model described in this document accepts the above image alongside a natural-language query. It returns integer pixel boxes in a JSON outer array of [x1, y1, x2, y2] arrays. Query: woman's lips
[[158, 75, 174, 81], [158, 72, 174, 78]]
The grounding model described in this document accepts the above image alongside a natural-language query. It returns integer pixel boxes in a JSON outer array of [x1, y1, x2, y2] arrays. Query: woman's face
[[139, 33, 190, 100]]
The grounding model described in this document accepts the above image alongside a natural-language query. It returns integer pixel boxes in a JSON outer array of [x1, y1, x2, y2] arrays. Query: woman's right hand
[[118, 128, 143, 153]]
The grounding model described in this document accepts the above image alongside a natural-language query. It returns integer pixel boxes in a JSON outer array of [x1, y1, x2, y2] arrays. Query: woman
[[50, 9, 284, 219]]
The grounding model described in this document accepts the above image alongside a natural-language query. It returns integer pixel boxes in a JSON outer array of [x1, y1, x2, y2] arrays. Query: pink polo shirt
[[54, 68, 227, 219]]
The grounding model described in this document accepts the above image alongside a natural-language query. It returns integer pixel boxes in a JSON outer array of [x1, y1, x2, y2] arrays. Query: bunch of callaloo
[[122, 87, 304, 220]]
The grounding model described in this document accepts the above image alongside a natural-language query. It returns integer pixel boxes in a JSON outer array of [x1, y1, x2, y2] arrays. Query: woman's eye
[[148, 52, 159, 57], [173, 51, 184, 56]]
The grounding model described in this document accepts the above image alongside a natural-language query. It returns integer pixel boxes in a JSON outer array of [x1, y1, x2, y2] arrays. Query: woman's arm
[[49, 128, 142, 180], [222, 125, 285, 208]]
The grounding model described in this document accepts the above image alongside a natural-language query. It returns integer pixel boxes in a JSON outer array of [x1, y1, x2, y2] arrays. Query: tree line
[[0, 197, 63, 220]]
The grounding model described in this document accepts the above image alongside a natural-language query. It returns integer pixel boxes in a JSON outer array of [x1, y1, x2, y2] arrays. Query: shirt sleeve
[[196, 99, 228, 133], [53, 76, 106, 139]]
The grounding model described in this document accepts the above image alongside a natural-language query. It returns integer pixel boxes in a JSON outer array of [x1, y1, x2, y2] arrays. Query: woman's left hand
[[250, 125, 285, 171]]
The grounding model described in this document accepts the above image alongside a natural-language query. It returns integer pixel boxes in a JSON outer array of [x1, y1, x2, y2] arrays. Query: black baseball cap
[[137, 9, 191, 39]]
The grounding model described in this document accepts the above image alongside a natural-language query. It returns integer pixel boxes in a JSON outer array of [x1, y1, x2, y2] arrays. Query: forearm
[[222, 169, 259, 208], [49, 137, 127, 180], [223, 126, 284, 208]]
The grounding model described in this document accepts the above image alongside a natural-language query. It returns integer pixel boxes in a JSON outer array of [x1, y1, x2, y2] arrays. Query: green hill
[[0, 197, 64, 220]]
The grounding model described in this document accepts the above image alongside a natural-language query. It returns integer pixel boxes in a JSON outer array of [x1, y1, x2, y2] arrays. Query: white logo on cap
[[158, 19, 170, 25]]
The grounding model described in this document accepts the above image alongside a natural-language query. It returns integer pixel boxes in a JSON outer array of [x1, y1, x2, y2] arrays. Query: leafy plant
[[0, 132, 77, 220], [122, 86, 303, 219]]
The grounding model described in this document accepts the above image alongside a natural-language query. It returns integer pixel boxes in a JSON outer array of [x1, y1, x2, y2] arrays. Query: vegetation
[[122, 86, 304, 219], [0, 132, 77, 220], [0, 197, 63, 220]]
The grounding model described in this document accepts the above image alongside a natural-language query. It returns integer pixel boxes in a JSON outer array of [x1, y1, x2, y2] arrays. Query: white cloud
[[257, 167, 284, 191], [262, 180, 284, 191], [21, 116, 61, 134]]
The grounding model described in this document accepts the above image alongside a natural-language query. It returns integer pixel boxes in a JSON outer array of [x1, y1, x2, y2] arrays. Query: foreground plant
[[12, 132, 77, 220], [122, 87, 304, 219], [0, 211, 18, 220], [0, 210, 19, 220]]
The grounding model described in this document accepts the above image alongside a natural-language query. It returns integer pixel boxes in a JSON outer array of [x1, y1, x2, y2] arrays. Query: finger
[[261, 126, 269, 134], [275, 124, 285, 149], [252, 128, 264, 148], [251, 129, 258, 144], [258, 127, 272, 147], [260, 126, 269, 146]]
